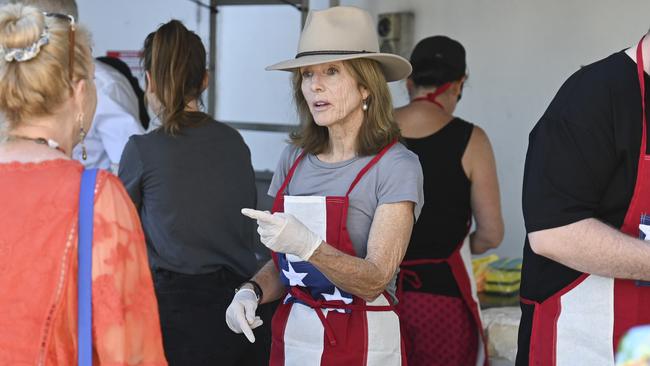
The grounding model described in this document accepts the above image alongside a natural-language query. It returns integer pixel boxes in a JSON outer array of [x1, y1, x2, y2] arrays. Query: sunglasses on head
[[43, 12, 76, 82]]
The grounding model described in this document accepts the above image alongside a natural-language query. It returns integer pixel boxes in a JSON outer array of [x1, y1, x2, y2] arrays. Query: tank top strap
[[346, 140, 398, 197], [446, 118, 474, 161]]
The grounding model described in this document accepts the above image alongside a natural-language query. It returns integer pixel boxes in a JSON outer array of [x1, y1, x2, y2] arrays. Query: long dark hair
[[142, 20, 208, 135]]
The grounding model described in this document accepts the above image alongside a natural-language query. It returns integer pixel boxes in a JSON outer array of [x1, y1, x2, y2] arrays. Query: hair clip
[[0, 27, 50, 63]]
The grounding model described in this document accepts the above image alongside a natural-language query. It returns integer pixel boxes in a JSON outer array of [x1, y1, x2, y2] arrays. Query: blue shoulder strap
[[78, 168, 98, 366]]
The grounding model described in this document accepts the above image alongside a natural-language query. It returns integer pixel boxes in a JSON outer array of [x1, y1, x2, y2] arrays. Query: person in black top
[[394, 36, 504, 366], [118, 20, 270, 366], [517, 34, 650, 365]]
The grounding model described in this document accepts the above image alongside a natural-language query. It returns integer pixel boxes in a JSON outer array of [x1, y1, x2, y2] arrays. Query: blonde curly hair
[[0, 3, 91, 127]]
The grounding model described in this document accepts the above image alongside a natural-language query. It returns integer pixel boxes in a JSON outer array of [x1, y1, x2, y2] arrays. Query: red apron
[[401, 85, 488, 366], [268, 141, 408, 366], [520, 37, 650, 365], [398, 234, 488, 366]]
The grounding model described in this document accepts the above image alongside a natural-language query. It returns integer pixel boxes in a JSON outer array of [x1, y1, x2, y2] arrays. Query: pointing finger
[[241, 208, 274, 222], [236, 309, 256, 342]]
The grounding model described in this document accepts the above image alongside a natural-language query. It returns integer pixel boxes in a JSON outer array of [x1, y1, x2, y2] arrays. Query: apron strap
[[398, 258, 452, 301], [274, 151, 307, 198], [345, 140, 399, 197], [412, 82, 452, 109], [276, 140, 398, 199], [78, 168, 98, 366], [637, 36, 648, 156], [397, 221, 471, 300], [288, 286, 394, 347]]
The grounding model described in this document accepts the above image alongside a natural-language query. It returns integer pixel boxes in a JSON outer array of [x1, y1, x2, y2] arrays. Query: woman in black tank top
[[394, 36, 504, 366]]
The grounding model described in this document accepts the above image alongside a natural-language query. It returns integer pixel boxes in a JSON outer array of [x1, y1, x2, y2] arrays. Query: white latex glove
[[225, 288, 263, 343], [241, 208, 323, 261]]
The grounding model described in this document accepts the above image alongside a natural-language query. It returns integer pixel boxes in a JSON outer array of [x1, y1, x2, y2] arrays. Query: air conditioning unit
[[377, 12, 414, 59]]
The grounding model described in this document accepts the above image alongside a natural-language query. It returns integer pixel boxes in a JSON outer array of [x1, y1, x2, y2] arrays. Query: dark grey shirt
[[118, 114, 258, 277]]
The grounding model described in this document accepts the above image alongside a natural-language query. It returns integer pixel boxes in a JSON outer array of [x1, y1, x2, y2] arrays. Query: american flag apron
[[269, 141, 406, 366]]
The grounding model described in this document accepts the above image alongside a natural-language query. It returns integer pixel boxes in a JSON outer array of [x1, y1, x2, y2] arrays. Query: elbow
[[484, 230, 504, 250], [357, 274, 391, 303], [477, 223, 505, 250], [528, 230, 557, 258], [490, 224, 505, 248], [359, 294, 379, 303], [359, 291, 383, 303]]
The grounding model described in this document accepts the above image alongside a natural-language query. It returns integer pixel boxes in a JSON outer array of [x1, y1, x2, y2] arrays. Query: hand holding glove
[[225, 288, 263, 343], [241, 208, 323, 261]]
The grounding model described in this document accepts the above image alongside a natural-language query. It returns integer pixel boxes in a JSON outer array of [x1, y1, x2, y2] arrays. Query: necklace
[[6, 135, 67, 155]]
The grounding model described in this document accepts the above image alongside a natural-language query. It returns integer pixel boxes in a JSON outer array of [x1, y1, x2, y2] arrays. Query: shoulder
[[279, 143, 304, 166], [529, 52, 629, 139], [547, 52, 624, 116], [209, 119, 247, 143], [120, 134, 148, 165], [378, 142, 421, 168], [466, 123, 490, 147], [96, 170, 129, 202], [124, 132, 147, 150], [463, 124, 496, 174], [374, 142, 423, 181], [94, 170, 142, 230], [393, 104, 410, 121], [563, 52, 624, 91], [93, 61, 133, 93]]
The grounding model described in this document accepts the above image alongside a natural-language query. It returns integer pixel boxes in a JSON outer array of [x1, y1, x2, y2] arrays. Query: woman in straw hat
[[0, 3, 166, 364], [226, 6, 424, 365]]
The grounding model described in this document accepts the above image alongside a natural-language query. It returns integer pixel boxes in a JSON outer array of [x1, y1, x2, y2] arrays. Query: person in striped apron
[[394, 35, 503, 366], [517, 33, 650, 365], [225, 6, 424, 366]]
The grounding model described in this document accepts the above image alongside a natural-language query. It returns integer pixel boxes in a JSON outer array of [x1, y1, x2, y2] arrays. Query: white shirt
[[73, 61, 144, 173]]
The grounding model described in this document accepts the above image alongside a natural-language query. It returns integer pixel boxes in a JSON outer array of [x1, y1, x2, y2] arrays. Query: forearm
[[309, 242, 395, 302], [309, 202, 413, 301], [529, 218, 650, 280], [249, 259, 286, 304]]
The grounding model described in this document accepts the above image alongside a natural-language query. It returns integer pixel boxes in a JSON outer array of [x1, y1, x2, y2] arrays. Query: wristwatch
[[237, 280, 263, 302]]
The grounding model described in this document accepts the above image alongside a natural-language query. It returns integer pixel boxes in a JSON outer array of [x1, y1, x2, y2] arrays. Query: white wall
[[214, 5, 301, 172], [76, 0, 650, 258]]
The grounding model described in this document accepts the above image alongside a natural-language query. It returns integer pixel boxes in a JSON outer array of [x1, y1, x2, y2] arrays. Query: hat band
[[295, 50, 375, 59]]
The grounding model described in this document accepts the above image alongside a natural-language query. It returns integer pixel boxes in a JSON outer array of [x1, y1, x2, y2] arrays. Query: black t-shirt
[[517, 51, 649, 364], [402, 118, 474, 297], [118, 113, 259, 278]]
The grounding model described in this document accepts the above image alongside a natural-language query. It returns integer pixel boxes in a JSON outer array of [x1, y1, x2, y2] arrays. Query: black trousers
[[152, 268, 273, 366]]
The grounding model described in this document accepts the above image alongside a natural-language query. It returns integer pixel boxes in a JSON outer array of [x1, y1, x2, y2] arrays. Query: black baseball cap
[[410, 36, 466, 85]]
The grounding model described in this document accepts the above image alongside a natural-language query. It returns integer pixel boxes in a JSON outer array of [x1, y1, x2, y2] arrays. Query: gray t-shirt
[[269, 142, 424, 298]]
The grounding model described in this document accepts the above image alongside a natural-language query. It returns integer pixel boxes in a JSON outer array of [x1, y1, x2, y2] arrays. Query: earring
[[78, 113, 87, 160], [362, 99, 368, 111]]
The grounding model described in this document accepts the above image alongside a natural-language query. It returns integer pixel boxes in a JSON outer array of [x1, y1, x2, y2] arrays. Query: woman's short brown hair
[[290, 58, 400, 156], [0, 4, 92, 127]]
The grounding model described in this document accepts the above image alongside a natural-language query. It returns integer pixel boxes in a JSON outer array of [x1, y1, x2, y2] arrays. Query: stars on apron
[[322, 287, 353, 314], [282, 261, 308, 287]]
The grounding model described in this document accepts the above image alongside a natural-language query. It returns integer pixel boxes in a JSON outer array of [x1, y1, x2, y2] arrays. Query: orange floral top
[[0, 159, 167, 365]]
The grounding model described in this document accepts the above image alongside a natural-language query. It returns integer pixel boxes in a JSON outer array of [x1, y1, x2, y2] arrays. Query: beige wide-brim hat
[[266, 6, 412, 82]]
